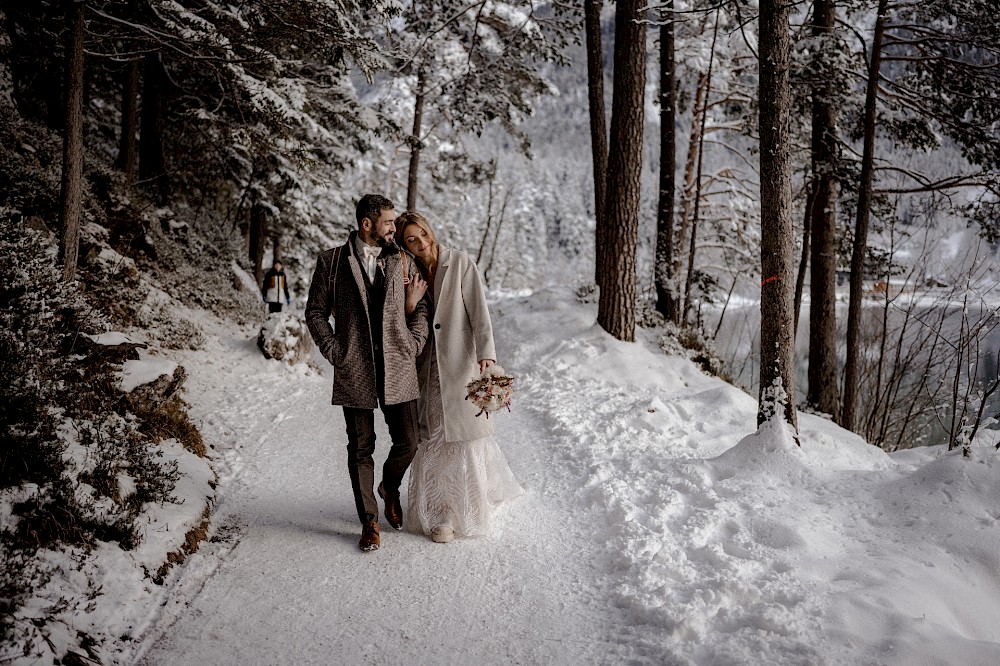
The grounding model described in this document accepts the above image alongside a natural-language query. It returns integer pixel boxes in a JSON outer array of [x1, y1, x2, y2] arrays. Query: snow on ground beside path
[[125, 287, 1000, 666], [499, 287, 1000, 665]]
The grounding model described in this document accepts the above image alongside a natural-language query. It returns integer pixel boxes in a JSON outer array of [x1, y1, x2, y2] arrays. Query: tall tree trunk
[[674, 70, 708, 323], [59, 0, 85, 282], [139, 51, 167, 205], [842, 0, 888, 431], [807, 0, 841, 416], [681, 12, 719, 326], [406, 66, 426, 211], [597, 0, 646, 342], [249, 202, 266, 287], [654, 1, 677, 320], [757, 0, 799, 432], [793, 183, 814, 333], [271, 230, 282, 265], [115, 0, 139, 185], [585, 0, 608, 286], [117, 57, 139, 186]]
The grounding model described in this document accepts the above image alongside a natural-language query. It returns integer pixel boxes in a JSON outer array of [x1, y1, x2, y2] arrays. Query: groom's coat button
[[435, 323, 441, 329]]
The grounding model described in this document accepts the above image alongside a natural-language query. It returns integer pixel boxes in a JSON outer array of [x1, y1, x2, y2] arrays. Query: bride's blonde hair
[[395, 211, 437, 254]]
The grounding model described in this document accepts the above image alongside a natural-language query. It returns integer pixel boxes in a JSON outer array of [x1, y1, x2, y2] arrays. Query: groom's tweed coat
[[306, 231, 429, 408]]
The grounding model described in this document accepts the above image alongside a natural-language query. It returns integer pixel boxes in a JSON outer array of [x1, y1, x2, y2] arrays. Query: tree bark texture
[[117, 57, 139, 186], [674, 70, 708, 323], [597, 0, 646, 342], [793, 183, 814, 334], [842, 0, 888, 431], [807, 0, 841, 416], [681, 13, 719, 327], [406, 67, 426, 212], [654, 1, 677, 320], [271, 230, 282, 265], [139, 51, 167, 204], [249, 203, 267, 287], [757, 0, 799, 431], [585, 0, 608, 286], [59, 0, 85, 282]]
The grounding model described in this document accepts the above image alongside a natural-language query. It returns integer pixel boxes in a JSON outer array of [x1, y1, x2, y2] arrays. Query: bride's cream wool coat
[[416, 245, 497, 443]]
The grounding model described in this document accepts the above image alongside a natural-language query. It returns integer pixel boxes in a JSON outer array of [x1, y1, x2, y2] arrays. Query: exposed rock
[[77, 332, 148, 363], [126, 365, 188, 411], [257, 311, 312, 364]]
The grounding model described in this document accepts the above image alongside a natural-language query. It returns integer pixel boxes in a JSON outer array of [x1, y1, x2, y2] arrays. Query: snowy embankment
[[126, 286, 999, 665], [502, 288, 1000, 665]]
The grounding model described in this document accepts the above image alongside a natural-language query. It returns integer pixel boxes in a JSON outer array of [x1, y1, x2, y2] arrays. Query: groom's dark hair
[[356, 194, 395, 228]]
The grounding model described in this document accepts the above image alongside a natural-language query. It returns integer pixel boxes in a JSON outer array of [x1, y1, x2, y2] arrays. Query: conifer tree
[[597, 0, 646, 342]]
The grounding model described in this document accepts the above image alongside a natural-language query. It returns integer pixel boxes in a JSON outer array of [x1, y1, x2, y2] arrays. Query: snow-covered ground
[[118, 286, 1000, 665], [32, 285, 998, 665]]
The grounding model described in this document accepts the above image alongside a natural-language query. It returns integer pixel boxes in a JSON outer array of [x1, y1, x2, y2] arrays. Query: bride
[[395, 211, 523, 543]]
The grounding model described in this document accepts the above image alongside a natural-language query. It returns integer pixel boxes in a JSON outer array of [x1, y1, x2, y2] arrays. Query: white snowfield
[[129, 287, 1000, 666]]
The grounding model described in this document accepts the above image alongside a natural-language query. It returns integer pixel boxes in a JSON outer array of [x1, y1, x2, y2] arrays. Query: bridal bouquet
[[465, 364, 514, 417]]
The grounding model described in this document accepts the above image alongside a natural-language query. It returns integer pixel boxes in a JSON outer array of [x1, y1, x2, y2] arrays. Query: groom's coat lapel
[[346, 249, 371, 325]]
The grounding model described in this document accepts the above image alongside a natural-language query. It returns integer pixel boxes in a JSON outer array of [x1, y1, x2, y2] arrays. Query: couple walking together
[[305, 194, 522, 551]]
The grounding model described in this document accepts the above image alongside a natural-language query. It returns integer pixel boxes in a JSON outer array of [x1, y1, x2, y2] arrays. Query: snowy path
[[131, 306, 633, 665], [129, 288, 1000, 666]]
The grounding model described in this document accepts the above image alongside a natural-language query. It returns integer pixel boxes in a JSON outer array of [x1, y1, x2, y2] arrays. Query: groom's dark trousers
[[342, 259, 419, 524], [343, 400, 419, 524]]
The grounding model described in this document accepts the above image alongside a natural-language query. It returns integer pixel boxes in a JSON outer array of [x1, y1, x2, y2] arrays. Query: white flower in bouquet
[[465, 364, 514, 418]]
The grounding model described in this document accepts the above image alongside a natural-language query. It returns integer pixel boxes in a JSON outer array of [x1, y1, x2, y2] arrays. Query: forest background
[[1, 0, 998, 662]]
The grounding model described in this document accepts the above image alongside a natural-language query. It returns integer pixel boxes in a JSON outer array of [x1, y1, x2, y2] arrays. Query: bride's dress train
[[407, 352, 523, 537]]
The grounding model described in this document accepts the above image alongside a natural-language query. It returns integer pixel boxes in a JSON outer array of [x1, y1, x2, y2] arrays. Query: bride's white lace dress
[[407, 339, 523, 537]]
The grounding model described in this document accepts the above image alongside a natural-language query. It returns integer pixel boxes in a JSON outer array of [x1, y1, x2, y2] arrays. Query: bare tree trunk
[[117, 57, 139, 186], [757, 0, 798, 432], [139, 51, 167, 205], [654, 1, 677, 320], [674, 70, 708, 323], [476, 178, 495, 264], [483, 189, 511, 287], [597, 0, 646, 342], [271, 230, 282, 265], [249, 203, 267, 287], [842, 0, 888, 431], [406, 67, 426, 211], [681, 12, 719, 326], [793, 183, 814, 333], [807, 0, 841, 416], [585, 0, 608, 286], [115, 0, 139, 186], [59, 0, 85, 282]]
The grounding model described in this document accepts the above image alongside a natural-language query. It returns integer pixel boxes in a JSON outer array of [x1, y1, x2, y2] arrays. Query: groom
[[305, 194, 429, 552]]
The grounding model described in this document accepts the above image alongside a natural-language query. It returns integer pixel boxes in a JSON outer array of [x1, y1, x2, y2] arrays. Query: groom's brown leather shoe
[[378, 482, 403, 530], [359, 520, 380, 552]]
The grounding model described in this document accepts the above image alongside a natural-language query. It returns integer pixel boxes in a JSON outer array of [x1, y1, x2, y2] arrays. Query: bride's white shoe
[[431, 525, 455, 543]]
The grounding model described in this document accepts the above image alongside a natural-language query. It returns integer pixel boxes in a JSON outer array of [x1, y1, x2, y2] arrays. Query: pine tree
[[58, 0, 85, 281], [757, 0, 799, 431], [386, 1, 575, 210], [654, 1, 677, 321], [597, 0, 646, 342], [806, 0, 841, 417], [585, 0, 608, 285]]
